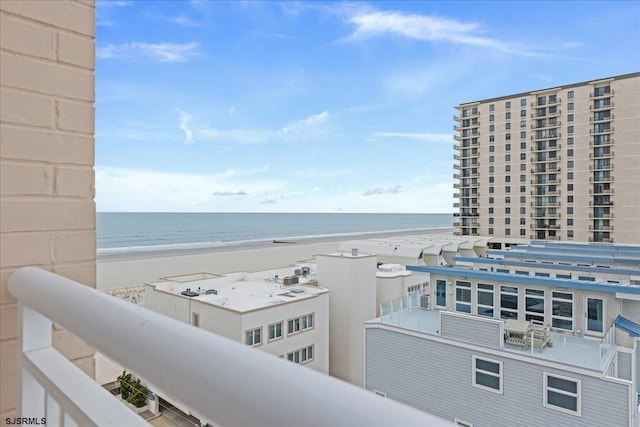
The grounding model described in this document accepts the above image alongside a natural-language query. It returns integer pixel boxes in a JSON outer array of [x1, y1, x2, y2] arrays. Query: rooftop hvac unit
[[283, 276, 293, 286], [206, 289, 217, 295], [291, 276, 299, 284], [295, 269, 302, 277], [301, 267, 310, 276]]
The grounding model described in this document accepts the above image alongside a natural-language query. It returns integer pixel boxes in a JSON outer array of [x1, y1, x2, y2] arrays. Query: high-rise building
[[453, 73, 640, 244]]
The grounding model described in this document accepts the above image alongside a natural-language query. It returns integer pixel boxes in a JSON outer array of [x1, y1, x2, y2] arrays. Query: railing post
[[17, 304, 52, 419]]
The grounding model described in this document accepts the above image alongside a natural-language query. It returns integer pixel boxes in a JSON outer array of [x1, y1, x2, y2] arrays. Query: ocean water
[[97, 212, 453, 255]]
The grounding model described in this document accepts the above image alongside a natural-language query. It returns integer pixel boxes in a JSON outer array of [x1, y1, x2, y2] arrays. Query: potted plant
[[118, 371, 150, 413]]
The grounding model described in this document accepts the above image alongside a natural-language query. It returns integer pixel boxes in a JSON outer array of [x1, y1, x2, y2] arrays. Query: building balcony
[[377, 293, 618, 373], [590, 101, 614, 111], [8, 268, 442, 427], [590, 127, 614, 135], [590, 114, 614, 122], [453, 202, 460, 208], [453, 144, 460, 151], [590, 163, 614, 171], [530, 121, 561, 130], [589, 175, 614, 183], [453, 114, 461, 122], [453, 183, 460, 189], [590, 188, 614, 195], [530, 144, 561, 152], [589, 213, 614, 219], [453, 173, 460, 180], [589, 225, 614, 231], [590, 89, 614, 98], [589, 200, 614, 207], [589, 151, 614, 158]]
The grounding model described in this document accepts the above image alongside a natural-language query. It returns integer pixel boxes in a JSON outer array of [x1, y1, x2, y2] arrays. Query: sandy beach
[[97, 227, 453, 290]]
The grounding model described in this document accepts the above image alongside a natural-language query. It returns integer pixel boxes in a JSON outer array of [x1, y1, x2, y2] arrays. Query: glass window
[[568, 102, 574, 111], [567, 90, 574, 99], [500, 286, 518, 319], [477, 283, 494, 318], [245, 327, 262, 346], [521, 98, 527, 106], [489, 104, 495, 111], [288, 313, 314, 334], [525, 289, 545, 323], [287, 345, 314, 364], [436, 279, 447, 307], [552, 292, 573, 330], [489, 114, 495, 122], [505, 112, 511, 119], [544, 373, 580, 415], [455, 281, 471, 313], [473, 356, 502, 393], [505, 101, 511, 108], [268, 322, 283, 341]]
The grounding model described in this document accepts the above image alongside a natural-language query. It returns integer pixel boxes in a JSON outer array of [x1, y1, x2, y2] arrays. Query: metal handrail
[[9, 267, 448, 427]]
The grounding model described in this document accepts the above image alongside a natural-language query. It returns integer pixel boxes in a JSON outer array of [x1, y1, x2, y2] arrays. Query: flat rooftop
[[147, 263, 327, 313]]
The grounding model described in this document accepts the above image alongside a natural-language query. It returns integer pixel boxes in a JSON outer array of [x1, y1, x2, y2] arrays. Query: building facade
[[0, 0, 96, 418], [365, 242, 640, 427], [454, 72, 640, 243], [145, 265, 330, 375]]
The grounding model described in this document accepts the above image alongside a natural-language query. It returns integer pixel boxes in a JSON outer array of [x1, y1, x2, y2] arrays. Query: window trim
[[287, 313, 315, 336], [286, 344, 314, 365], [245, 327, 262, 347], [543, 372, 581, 416], [268, 321, 283, 342], [472, 355, 503, 394]]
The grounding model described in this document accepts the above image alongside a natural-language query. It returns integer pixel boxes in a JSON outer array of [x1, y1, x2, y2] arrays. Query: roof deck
[[147, 264, 327, 312], [373, 298, 606, 371]]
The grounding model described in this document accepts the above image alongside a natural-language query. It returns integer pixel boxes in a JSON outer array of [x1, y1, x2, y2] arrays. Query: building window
[[489, 207, 494, 214], [520, 229, 526, 236], [245, 327, 262, 346], [520, 163, 526, 171], [505, 154, 511, 161], [567, 149, 573, 157], [505, 197, 511, 204], [489, 104, 495, 111], [500, 286, 518, 319], [288, 313, 314, 335], [520, 207, 526, 214], [268, 322, 283, 341], [567, 207, 573, 214], [544, 373, 581, 416], [567, 126, 574, 134], [567, 218, 573, 226], [568, 90, 574, 99], [489, 135, 495, 142], [505, 133, 511, 140], [489, 176, 494, 183], [567, 195, 573, 203], [455, 281, 472, 313], [488, 217, 494, 225], [520, 131, 526, 139], [489, 125, 495, 132], [520, 120, 526, 127], [505, 207, 511, 214], [192, 312, 200, 328], [473, 356, 502, 393], [567, 184, 574, 191], [287, 345, 314, 364], [567, 114, 574, 122], [488, 228, 494, 235], [505, 165, 511, 172], [567, 160, 574, 168], [568, 103, 574, 111], [520, 153, 526, 160], [568, 172, 574, 180], [489, 145, 495, 152], [552, 292, 573, 331], [567, 230, 573, 238], [489, 155, 494, 163], [436, 279, 447, 307], [489, 166, 494, 173], [521, 98, 527, 107], [505, 112, 511, 119], [520, 196, 526, 203], [505, 101, 511, 108], [505, 186, 511, 194], [567, 137, 574, 145], [489, 186, 494, 194], [506, 123, 511, 130], [505, 218, 511, 225], [525, 289, 545, 323], [505, 228, 511, 236], [477, 283, 494, 318], [489, 197, 494, 204], [489, 114, 495, 122]]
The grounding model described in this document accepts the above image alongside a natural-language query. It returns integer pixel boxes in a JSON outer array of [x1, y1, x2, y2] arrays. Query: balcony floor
[[376, 309, 603, 371]]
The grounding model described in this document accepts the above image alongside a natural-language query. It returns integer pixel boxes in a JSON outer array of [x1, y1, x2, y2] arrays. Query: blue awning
[[614, 315, 640, 338]]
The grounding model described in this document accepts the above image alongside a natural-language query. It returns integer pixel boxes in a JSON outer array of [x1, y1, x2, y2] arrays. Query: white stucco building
[[145, 264, 329, 374]]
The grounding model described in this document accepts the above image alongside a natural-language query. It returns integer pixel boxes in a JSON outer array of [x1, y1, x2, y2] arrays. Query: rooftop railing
[[9, 267, 448, 427]]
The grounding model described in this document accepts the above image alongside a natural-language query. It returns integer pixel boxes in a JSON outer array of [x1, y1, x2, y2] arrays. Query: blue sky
[[95, 1, 640, 213]]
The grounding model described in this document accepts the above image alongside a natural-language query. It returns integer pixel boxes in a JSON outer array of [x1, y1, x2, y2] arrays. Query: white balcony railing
[[9, 267, 447, 427]]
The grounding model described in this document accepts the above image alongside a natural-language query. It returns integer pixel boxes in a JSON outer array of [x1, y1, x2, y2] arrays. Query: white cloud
[[96, 166, 286, 212], [362, 185, 402, 196], [531, 73, 553, 82], [370, 132, 452, 143], [347, 11, 539, 56], [179, 111, 330, 145], [177, 110, 194, 144], [97, 42, 201, 62]]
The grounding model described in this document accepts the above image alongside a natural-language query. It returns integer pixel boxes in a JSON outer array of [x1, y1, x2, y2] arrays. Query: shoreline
[[97, 227, 453, 291], [97, 227, 454, 263]]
